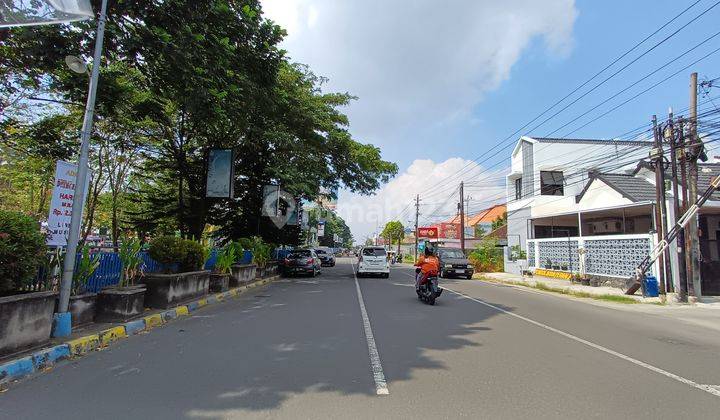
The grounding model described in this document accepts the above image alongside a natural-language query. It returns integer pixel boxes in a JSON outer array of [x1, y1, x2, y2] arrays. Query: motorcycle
[[415, 268, 443, 305]]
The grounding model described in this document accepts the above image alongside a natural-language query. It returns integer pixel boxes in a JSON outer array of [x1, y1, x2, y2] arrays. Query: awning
[[1, 1, 93, 28]]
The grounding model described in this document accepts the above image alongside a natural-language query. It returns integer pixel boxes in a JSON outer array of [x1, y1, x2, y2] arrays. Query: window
[[363, 247, 386, 256], [540, 171, 564, 196], [514, 177, 522, 200], [289, 250, 312, 258], [438, 249, 465, 259]]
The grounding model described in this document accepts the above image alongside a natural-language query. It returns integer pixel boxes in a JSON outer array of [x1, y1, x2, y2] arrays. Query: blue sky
[[263, 0, 720, 241]]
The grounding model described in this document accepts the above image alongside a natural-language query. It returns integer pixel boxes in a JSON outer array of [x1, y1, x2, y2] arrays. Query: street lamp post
[[53, 0, 109, 337]]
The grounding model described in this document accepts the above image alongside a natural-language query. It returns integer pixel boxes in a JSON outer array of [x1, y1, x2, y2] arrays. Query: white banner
[[1, 1, 93, 28], [317, 222, 325, 237], [46, 160, 89, 247]]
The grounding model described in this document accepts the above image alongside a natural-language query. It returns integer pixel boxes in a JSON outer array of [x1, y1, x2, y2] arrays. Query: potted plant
[[209, 244, 236, 293], [0, 210, 56, 356], [253, 241, 272, 279], [142, 236, 210, 309], [96, 238, 147, 322], [230, 239, 255, 286]]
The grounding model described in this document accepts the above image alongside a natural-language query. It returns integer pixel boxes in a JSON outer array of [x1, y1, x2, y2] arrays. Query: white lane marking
[[443, 286, 720, 399], [351, 260, 390, 396]]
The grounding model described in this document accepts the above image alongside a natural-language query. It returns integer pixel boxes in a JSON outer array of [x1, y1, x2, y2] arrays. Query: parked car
[[357, 246, 389, 278], [314, 248, 336, 267], [283, 249, 322, 277], [437, 247, 474, 279]]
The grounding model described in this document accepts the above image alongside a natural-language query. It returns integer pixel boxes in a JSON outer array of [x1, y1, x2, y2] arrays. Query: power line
[[411, 1, 716, 200]]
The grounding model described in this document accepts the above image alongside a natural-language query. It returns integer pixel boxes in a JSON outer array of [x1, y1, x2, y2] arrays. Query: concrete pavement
[[3, 258, 720, 419]]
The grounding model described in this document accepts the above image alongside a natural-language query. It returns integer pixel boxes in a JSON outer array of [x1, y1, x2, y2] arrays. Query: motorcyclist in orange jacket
[[414, 245, 439, 290]]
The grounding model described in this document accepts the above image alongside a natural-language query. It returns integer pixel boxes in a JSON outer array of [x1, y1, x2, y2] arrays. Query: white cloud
[[262, 1, 578, 241], [335, 158, 506, 242], [262, 0, 577, 141]]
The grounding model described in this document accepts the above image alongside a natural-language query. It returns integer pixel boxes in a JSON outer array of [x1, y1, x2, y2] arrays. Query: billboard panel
[[417, 227, 439, 239], [206, 149, 234, 198]]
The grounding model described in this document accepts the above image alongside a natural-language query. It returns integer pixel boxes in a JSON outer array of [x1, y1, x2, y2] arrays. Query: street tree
[[381, 220, 405, 254]]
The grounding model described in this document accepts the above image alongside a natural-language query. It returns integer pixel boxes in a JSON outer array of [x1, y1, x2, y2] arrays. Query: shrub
[[119, 238, 143, 287], [214, 245, 236, 274], [148, 236, 185, 266], [72, 245, 100, 294], [0, 210, 46, 293], [181, 240, 207, 272], [468, 239, 504, 273]]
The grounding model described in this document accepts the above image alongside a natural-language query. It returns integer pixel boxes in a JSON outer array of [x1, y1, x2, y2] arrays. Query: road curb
[[0, 275, 280, 388]]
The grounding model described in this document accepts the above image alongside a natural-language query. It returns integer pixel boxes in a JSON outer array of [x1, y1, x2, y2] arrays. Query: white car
[[357, 246, 390, 278]]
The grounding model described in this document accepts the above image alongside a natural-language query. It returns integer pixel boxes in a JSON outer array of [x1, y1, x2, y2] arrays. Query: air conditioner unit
[[589, 220, 622, 234]]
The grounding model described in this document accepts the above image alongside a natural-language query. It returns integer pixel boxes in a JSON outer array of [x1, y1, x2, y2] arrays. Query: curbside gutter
[[0, 276, 279, 388]]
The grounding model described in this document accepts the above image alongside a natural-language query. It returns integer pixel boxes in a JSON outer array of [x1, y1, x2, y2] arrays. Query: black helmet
[[424, 244, 434, 256]]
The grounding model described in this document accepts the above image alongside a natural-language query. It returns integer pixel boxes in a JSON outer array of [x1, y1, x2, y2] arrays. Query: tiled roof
[[697, 164, 720, 201], [576, 173, 656, 203], [597, 173, 657, 202], [445, 204, 506, 226], [530, 137, 653, 146]]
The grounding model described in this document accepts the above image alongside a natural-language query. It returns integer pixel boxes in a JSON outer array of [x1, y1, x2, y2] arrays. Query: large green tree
[[1, 0, 397, 244]]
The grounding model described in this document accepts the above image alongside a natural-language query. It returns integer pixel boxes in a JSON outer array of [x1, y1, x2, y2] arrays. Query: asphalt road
[[4, 258, 720, 419]]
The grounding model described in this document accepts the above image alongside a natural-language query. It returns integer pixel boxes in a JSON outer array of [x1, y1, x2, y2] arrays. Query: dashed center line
[[351, 260, 389, 396]]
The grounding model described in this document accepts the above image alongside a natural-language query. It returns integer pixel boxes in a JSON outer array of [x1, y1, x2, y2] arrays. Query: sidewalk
[[477, 271, 720, 333], [478, 272, 674, 305]]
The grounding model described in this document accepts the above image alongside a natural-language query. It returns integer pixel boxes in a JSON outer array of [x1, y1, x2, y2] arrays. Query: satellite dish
[[65, 55, 87, 74]]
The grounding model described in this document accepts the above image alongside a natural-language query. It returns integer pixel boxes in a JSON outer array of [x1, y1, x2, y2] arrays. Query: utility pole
[[678, 118, 696, 298], [687, 72, 702, 299], [651, 115, 667, 296], [414, 194, 420, 261], [667, 110, 688, 302], [459, 182, 465, 253], [656, 117, 674, 293], [56, 0, 109, 337]]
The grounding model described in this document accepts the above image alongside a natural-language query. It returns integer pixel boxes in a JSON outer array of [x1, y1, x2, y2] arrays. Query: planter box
[[54, 293, 97, 328], [0, 291, 57, 357], [230, 264, 257, 287], [256, 262, 279, 279], [142, 270, 210, 309], [96, 286, 146, 323], [209, 273, 230, 293]]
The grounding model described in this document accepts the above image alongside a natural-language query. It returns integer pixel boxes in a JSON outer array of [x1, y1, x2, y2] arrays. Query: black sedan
[[282, 249, 322, 277], [314, 249, 336, 267]]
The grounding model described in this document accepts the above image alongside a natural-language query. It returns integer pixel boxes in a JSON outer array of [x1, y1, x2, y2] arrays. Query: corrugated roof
[[483, 224, 507, 240]]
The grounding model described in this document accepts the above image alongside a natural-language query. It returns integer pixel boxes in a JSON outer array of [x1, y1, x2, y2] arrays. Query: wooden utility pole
[[414, 194, 420, 261], [651, 115, 667, 295], [460, 181, 465, 253], [668, 110, 689, 302], [687, 72, 702, 299]]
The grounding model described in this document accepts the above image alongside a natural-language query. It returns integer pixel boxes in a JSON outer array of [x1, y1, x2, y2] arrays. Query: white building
[[504, 136, 720, 296], [506, 136, 653, 249]]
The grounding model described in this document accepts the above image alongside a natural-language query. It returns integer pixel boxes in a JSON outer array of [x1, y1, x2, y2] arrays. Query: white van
[[357, 246, 390, 278]]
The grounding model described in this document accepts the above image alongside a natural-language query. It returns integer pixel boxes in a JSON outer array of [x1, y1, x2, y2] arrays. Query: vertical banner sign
[[262, 185, 280, 216], [47, 160, 89, 246], [317, 221, 326, 237], [206, 149, 234, 198]]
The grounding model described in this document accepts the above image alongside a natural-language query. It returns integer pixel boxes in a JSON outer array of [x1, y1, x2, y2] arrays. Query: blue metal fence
[[80, 249, 254, 293]]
